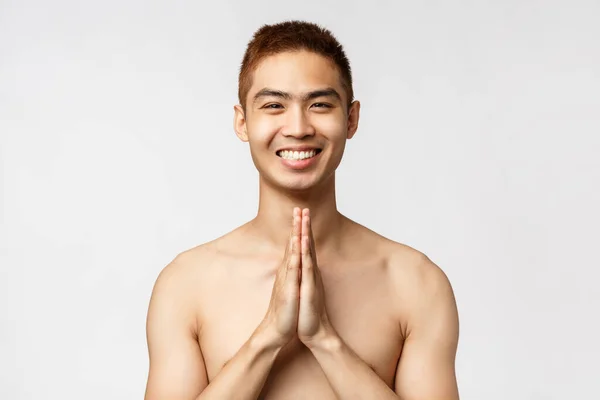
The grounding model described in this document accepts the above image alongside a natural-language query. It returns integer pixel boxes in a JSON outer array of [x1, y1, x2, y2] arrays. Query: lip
[[277, 150, 322, 170]]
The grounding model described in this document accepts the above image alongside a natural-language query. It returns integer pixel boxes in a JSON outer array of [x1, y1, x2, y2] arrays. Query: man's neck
[[248, 174, 346, 255]]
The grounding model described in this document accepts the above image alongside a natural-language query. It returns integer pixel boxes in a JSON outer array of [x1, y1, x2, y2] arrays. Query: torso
[[183, 218, 418, 399]]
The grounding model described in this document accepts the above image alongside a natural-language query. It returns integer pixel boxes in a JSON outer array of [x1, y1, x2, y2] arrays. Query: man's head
[[234, 20, 360, 192], [237, 20, 354, 111]]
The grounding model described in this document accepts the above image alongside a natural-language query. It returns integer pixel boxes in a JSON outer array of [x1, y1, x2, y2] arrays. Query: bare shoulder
[[374, 232, 459, 337], [345, 218, 456, 308], [385, 240, 454, 299], [153, 242, 217, 292], [150, 223, 251, 303]]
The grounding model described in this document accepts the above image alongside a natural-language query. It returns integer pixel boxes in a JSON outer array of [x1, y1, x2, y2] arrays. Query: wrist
[[251, 323, 288, 353], [303, 325, 342, 353]]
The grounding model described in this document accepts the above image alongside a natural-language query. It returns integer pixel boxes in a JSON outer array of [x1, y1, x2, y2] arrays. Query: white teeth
[[278, 149, 318, 160]]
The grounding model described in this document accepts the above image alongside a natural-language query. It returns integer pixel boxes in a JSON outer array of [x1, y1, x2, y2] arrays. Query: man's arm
[[144, 259, 208, 399], [305, 253, 459, 400], [146, 210, 304, 399], [393, 256, 460, 399], [144, 259, 283, 400]]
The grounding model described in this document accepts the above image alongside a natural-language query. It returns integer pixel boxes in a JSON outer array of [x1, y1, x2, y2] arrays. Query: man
[[144, 20, 459, 399]]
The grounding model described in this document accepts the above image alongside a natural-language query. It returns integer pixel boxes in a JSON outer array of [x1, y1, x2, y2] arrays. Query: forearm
[[308, 334, 400, 400], [196, 328, 282, 400]]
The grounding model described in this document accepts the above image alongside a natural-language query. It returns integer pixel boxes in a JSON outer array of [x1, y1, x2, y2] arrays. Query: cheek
[[316, 117, 347, 141], [314, 109, 346, 129], [248, 117, 280, 144]]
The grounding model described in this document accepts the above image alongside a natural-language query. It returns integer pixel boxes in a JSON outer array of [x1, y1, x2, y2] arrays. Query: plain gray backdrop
[[1, 0, 599, 399]]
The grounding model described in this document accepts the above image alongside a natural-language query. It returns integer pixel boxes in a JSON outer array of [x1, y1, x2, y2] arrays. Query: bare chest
[[196, 257, 404, 397]]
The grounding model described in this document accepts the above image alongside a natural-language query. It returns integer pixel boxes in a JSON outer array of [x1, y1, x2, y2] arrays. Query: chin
[[260, 173, 320, 193], [280, 179, 319, 192]]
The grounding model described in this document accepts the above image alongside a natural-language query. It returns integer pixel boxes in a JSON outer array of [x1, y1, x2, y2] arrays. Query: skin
[[145, 50, 460, 399]]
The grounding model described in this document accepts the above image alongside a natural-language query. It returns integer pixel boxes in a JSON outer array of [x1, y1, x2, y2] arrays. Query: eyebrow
[[252, 87, 342, 104]]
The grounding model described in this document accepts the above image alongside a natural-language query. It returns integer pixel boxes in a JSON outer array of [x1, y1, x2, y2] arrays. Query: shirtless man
[[144, 20, 459, 399]]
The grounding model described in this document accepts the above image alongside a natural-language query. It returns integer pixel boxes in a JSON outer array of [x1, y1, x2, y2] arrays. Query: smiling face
[[234, 50, 360, 192]]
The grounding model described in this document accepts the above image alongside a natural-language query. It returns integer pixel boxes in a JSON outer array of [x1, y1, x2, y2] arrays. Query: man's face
[[234, 50, 360, 192]]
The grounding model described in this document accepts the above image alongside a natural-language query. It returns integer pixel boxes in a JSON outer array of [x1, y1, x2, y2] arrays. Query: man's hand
[[256, 207, 302, 348], [297, 208, 336, 347]]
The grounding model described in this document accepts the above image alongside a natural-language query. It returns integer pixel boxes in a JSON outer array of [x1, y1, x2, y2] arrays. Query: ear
[[233, 104, 249, 142], [346, 100, 360, 140]]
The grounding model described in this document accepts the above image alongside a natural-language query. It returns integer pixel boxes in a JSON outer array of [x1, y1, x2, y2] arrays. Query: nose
[[281, 106, 316, 138]]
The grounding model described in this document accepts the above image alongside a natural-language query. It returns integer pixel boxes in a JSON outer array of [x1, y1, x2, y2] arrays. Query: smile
[[276, 149, 323, 170], [276, 149, 322, 160]]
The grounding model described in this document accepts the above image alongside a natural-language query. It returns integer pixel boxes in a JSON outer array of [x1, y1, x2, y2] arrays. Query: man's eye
[[312, 103, 331, 108], [263, 104, 283, 109]]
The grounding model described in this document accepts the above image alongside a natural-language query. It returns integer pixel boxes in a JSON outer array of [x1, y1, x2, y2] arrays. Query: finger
[[290, 209, 300, 260], [301, 212, 315, 286], [284, 207, 299, 258], [306, 211, 317, 265], [287, 213, 301, 275], [306, 212, 325, 287], [286, 236, 301, 288], [300, 208, 307, 237]]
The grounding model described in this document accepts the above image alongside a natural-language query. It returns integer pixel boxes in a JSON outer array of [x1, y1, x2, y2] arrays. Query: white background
[[1, 1, 599, 399]]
